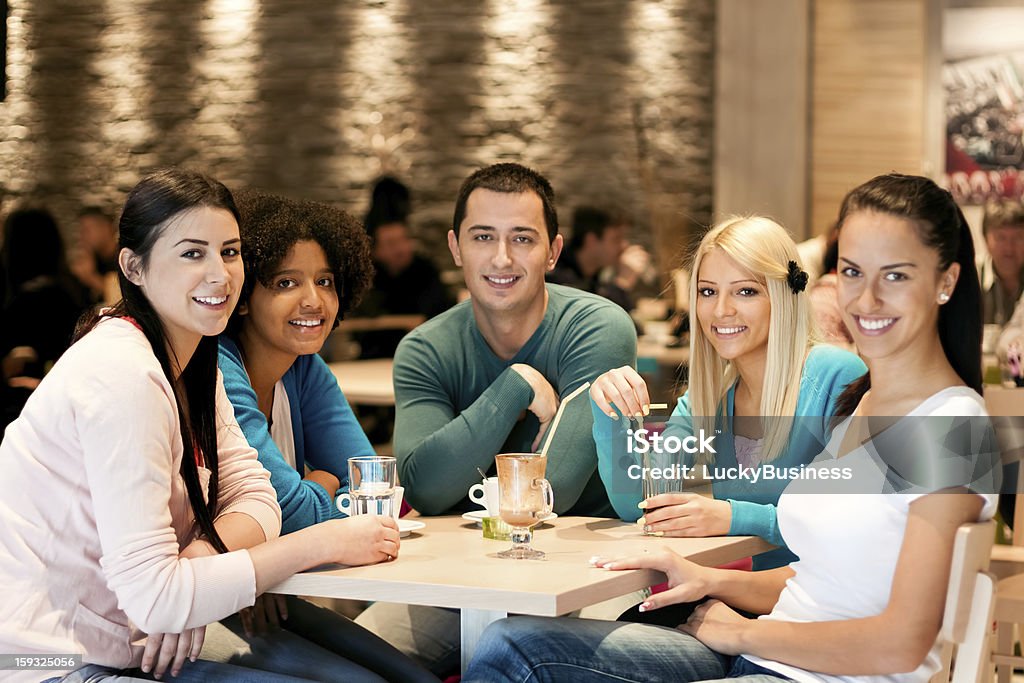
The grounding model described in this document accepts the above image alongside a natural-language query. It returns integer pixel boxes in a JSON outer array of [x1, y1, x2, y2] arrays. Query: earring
[[938, 292, 950, 303]]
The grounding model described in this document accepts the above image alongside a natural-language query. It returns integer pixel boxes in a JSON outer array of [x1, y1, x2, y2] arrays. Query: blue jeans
[[48, 660, 319, 682], [463, 616, 790, 683], [51, 597, 436, 683], [206, 596, 436, 682]]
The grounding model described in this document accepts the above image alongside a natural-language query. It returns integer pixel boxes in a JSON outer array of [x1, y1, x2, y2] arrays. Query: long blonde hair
[[687, 216, 815, 462]]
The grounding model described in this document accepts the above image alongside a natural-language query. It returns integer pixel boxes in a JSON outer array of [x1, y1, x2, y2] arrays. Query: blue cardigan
[[593, 344, 866, 569], [218, 337, 375, 535]]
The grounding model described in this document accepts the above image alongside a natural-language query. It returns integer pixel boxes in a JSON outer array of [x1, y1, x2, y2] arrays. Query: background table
[[637, 339, 689, 369], [329, 347, 687, 408], [329, 359, 395, 406], [269, 515, 772, 671], [985, 385, 1024, 417]]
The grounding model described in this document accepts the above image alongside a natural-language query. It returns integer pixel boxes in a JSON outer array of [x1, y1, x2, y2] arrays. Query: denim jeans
[[463, 616, 790, 683], [354, 603, 462, 678], [203, 596, 436, 682], [356, 591, 648, 678], [51, 597, 436, 683], [50, 660, 319, 682]]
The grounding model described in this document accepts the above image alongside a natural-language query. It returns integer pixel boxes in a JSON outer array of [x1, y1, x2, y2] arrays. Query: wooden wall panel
[[714, 0, 810, 239], [810, 0, 930, 233]]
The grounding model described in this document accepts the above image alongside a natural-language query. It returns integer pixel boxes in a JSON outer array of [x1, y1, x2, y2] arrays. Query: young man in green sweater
[[355, 163, 638, 676], [394, 162, 636, 517]]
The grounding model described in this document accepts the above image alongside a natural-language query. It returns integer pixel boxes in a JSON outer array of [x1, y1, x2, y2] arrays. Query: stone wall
[[1, 0, 713, 267]]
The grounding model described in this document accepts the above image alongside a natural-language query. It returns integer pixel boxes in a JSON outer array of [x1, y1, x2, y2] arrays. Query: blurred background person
[[69, 205, 120, 304], [1, 206, 90, 435], [603, 209, 660, 301], [796, 232, 828, 286], [349, 176, 452, 360], [978, 198, 1024, 326], [807, 223, 854, 350], [548, 206, 632, 309], [549, 206, 658, 314]]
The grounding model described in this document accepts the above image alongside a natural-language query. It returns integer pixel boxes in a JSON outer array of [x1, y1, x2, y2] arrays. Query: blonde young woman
[[589, 216, 865, 574]]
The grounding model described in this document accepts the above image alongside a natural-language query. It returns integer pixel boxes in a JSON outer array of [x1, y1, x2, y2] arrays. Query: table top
[[330, 346, 686, 406], [984, 384, 1024, 417], [329, 359, 395, 406], [269, 516, 771, 617], [637, 339, 689, 367], [339, 315, 425, 333]]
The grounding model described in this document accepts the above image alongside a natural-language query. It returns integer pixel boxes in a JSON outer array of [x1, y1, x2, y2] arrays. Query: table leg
[[461, 608, 507, 673]]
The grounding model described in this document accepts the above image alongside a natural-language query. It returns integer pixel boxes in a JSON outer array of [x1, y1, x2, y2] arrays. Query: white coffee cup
[[337, 485, 404, 518], [468, 477, 499, 516]]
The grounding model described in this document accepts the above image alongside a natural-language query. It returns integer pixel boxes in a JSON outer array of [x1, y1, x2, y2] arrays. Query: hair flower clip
[[786, 261, 808, 294]]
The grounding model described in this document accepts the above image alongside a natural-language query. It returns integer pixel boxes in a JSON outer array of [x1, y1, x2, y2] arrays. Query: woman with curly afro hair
[[214, 189, 437, 682]]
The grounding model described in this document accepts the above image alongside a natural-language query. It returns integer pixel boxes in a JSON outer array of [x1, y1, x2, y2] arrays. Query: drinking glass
[[495, 453, 554, 559], [631, 416, 701, 536], [346, 456, 397, 517]]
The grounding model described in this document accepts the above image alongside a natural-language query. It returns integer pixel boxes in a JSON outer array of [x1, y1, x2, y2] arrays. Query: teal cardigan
[[593, 344, 866, 569], [218, 337, 375, 535]]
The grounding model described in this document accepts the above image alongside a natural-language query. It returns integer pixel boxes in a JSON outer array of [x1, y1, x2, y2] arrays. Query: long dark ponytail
[[833, 173, 983, 418], [75, 168, 238, 554]]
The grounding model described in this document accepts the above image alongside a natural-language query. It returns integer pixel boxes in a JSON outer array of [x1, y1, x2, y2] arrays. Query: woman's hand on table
[[591, 366, 650, 418], [679, 599, 750, 654], [324, 515, 401, 566], [591, 548, 711, 609], [140, 627, 205, 679], [639, 494, 732, 537]]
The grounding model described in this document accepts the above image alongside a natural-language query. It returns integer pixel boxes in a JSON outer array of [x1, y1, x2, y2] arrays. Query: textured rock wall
[[1, 0, 713, 265]]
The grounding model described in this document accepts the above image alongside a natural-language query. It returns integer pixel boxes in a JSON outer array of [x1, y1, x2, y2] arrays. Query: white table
[[329, 359, 395, 406], [269, 515, 772, 672]]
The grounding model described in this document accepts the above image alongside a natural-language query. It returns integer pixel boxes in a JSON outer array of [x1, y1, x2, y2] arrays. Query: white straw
[[539, 381, 591, 458], [648, 403, 668, 410]]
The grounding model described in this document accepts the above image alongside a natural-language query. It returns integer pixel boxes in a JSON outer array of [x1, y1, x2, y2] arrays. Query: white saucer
[[398, 519, 425, 537], [461, 510, 557, 526]]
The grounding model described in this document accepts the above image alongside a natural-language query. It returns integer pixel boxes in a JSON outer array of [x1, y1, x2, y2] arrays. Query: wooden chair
[[994, 484, 1024, 683], [989, 495, 1024, 582], [994, 571, 1024, 683], [988, 410, 1024, 683], [990, 494, 1024, 683], [987, 409, 1024, 582], [933, 522, 996, 683]]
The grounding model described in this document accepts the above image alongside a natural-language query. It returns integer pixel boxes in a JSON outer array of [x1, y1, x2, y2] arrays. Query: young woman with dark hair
[[214, 189, 436, 683], [220, 189, 377, 535], [0, 169, 407, 683], [464, 173, 996, 683]]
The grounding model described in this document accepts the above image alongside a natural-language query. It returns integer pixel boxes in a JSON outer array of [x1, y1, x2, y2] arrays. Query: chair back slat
[[950, 573, 995, 683], [942, 522, 994, 644]]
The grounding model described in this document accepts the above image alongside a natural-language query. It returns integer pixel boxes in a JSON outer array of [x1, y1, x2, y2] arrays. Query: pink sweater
[[0, 318, 282, 678]]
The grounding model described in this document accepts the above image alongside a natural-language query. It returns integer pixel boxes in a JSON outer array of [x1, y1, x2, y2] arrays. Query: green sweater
[[394, 283, 637, 516]]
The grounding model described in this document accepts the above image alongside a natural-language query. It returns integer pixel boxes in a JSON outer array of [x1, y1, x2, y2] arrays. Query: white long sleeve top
[[0, 318, 281, 678]]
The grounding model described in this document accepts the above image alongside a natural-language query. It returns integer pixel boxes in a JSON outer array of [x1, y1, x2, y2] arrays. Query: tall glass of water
[[347, 456, 397, 517]]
